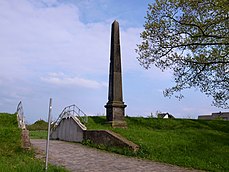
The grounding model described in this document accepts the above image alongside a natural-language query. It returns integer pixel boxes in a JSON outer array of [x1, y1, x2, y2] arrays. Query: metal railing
[[16, 101, 26, 129], [53, 104, 88, 127]]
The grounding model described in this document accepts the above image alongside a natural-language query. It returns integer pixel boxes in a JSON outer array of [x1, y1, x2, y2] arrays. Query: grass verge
[[27, 119, 48, 131], [0, 113, 69, 172], [85, 116, 229, 172], [29, 130, 47, 139], [27, 119, 48, 139]]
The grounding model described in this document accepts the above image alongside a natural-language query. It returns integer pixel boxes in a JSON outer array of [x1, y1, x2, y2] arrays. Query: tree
[[136, 0, 229, 108]]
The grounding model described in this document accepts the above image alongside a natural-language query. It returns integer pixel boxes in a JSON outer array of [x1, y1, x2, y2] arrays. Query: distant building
[[198, 112, 229, 120], [158, 113, 175, 119]]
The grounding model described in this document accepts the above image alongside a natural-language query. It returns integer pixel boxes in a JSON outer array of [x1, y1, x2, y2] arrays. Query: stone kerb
[[21, 129, 31, 149]]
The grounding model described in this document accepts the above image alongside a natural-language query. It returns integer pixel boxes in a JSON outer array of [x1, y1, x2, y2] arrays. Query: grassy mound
[[27, 119, 48, 130], [27, 119, 48, 139], [86, 116, 229, 172], [0, 113, 68, 172]]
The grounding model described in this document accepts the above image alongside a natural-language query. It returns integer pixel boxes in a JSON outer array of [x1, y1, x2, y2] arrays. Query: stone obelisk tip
[[112, 20, 119, 29]]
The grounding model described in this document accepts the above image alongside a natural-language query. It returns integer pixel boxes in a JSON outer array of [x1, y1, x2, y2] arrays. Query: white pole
[[45, 98, 52, 171]]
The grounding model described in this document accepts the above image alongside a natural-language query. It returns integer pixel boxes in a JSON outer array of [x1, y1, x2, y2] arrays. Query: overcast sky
[[0, 0, 225, 123]]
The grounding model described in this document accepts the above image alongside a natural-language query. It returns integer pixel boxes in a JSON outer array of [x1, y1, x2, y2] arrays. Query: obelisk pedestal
[[105, 20, 127, 128]]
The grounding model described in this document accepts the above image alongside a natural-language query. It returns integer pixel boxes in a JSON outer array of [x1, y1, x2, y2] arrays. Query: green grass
[[85, 116, 229, 172], [27, 119, 48, 139], [27, 119, 48, 131], [0, 113, 69, 172], [29, 130, 47, 139]]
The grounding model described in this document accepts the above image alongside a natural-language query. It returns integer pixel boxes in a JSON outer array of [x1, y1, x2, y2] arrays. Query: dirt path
[[31, 139, 202, 172]]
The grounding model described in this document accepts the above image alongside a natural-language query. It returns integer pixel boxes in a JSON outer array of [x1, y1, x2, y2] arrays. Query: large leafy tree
[[136, 0, 229, 108]]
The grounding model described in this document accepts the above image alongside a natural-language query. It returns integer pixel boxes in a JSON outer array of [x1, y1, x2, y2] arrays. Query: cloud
[[41, 73, 107, 89], [0, 0, 147, 79], [1, 1, 106, 69], [0, 0, 224, 123]]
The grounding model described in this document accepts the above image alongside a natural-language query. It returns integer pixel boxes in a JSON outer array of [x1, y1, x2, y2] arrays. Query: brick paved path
[[31, 139, 202, 172]]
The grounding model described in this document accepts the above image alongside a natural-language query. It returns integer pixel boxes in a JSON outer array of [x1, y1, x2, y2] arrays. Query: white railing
[[53, 104, 88, 127], [16, 101, 26, 129]]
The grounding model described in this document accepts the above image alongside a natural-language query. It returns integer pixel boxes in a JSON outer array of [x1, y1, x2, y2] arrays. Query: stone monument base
[[105, 102, 127, 128]]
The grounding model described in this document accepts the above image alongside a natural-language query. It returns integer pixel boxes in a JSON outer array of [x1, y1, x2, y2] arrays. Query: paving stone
[[31, 139, 203, 172]]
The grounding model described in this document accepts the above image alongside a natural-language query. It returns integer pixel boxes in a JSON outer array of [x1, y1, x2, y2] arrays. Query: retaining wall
[[50, 117, 139, 151], [84, 130, 139, 151], [50, 117, 85, 142]]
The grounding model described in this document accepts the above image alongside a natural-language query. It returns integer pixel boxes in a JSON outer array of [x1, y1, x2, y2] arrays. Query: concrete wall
[[50, 117, 85, 142], [50, 117, 139, 152], [84, 130, 139, 151]]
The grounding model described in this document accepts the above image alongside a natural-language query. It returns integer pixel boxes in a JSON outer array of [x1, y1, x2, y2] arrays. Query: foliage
[[0, 113, 68, 172], [86, 116, 229, 172], [136, 0, 229, 108]]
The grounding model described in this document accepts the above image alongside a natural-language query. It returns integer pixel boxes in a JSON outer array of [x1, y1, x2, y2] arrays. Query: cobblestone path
[[31, 139, 202, 172]]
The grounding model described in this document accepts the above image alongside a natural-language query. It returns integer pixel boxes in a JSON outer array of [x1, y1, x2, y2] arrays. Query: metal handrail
[[16, 101, 26, 129], [53, 104, 88, 127]]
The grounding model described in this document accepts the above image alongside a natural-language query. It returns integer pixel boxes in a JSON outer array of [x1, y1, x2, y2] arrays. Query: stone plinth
[[105, 102, 127, 127]]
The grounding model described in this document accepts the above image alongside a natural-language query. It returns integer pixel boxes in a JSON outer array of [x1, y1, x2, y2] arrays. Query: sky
[[0, 0, 225, 123]]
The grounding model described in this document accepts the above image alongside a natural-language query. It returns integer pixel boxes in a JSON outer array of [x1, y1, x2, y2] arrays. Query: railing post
[[45, 98, 52, 171]]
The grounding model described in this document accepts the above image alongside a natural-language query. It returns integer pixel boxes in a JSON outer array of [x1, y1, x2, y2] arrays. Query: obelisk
[[105, 20, 127, 128]]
